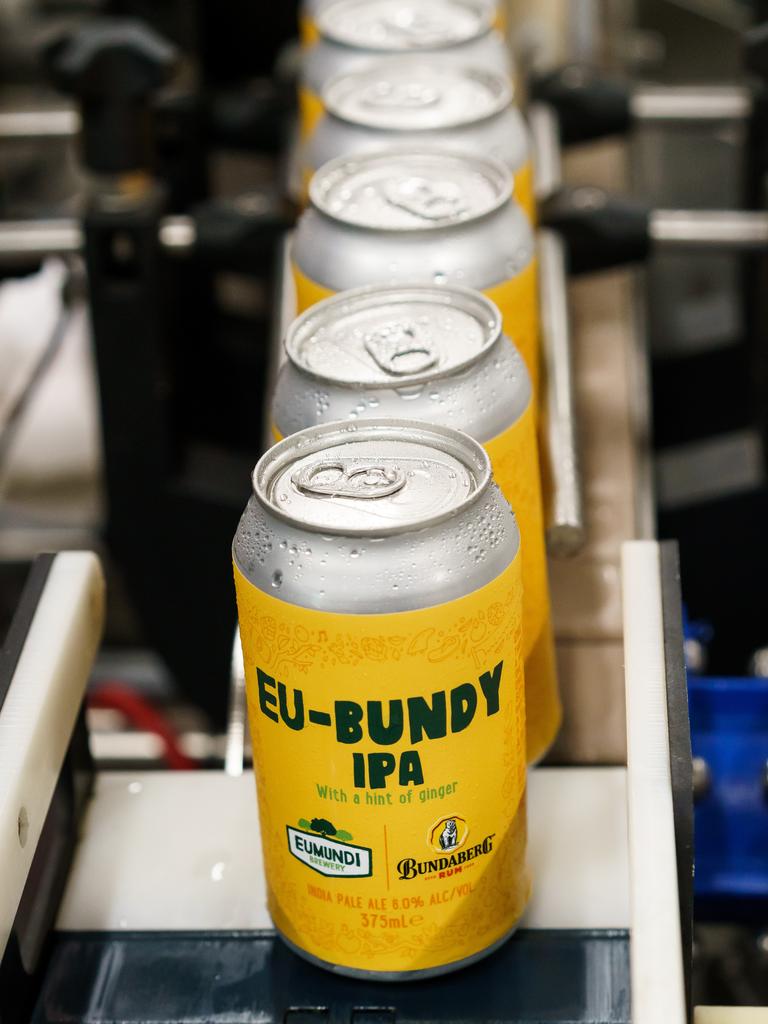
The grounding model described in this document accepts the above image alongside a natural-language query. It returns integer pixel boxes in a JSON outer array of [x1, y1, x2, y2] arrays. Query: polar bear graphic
[[439, 819, 458, 850]]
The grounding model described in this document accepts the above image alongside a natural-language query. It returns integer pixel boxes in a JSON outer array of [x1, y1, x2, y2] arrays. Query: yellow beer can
[[233, 420, 529, 978], [304, 61, 535, 221], [292, 150, 541, 396], [272, 285, 560, 762], [299, 0, 509, 49], [300, 0, 512, 138]]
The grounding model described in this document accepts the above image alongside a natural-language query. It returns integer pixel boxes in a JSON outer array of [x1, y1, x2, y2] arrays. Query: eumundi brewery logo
[[287, 817, 372, 878]]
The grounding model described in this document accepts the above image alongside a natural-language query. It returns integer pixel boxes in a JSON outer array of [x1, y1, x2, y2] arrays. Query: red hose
[[89, 683, 198, 770]]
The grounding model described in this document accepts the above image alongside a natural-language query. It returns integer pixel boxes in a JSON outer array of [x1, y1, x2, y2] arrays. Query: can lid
[[286, 284, 502, 387], [310, 150, 511, 230], [254, 420, 491, 536], [318, 0, 492, 52], [324, 62, 511, 131]]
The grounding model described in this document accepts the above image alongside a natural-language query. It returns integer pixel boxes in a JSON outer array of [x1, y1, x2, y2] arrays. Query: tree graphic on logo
[[298, 816, 353, 842]]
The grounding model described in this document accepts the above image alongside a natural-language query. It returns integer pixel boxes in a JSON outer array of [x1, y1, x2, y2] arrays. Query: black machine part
[[31, 930, 630, 1024], [45, 19, 178, 174], [540, 187, 652, 274], [660, 542, 695, 1022], [540, 189, 768, 274], [531, 66, 633, 144], [745, 20, 768, 81]]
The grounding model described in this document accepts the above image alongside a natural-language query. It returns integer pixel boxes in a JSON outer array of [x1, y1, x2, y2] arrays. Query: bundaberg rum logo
[[287, 816, 372, 878], [429, 815, 469, 852], [397, 814, 495, 881]]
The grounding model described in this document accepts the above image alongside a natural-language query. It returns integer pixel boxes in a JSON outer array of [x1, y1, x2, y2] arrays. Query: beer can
[[300, 0, 512, 138], [299, 0, 508, 49], [233, 419, 528, 979], [272, 285, 560, 762], [304, 61, 535, 220], [292, 149, 540, 394]]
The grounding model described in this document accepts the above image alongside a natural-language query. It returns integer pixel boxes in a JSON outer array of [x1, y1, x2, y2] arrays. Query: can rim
[[322, 61, 512, 131], [309, 148, 513, 230], [284, 283, 503, 388], [317, 0, 494, 51], [253, 419, 492, 537]]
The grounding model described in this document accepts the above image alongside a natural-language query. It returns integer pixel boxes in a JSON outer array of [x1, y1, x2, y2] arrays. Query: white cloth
[[0, 259, 101, 489]]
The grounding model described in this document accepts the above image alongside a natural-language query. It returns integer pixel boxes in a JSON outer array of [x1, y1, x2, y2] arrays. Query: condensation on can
[[299, 0, 509, 48], [299, 0, 512, 137], [302, 60, 534, 220], [233, 420, 529, 978], [272, 285, 560, 761], [292, 149, 541, 394]]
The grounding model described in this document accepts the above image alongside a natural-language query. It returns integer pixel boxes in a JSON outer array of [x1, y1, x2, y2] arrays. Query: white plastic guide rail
[[0, 552, 105, 961], [621, 540, 687, 1024], [224, 630, 246, 778]]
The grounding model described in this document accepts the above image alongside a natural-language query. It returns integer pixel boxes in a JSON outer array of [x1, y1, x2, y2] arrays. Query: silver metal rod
[[569, 0, 600, 64], [9, 209, 766, 268], [539, 229, 585, 556], [529, 100, 586, 556], [650, 209, 768, 250], [529, 102, 563, 202], [158, 215, 196, 251], [631, 85, 752, 124], [0, 108, 79, 140], [0, 220, 83, 260], [0, 215, 197, 263]]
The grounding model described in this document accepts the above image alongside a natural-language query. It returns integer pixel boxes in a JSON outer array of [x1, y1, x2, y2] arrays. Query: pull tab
[[292, 460, 407, 500], [384, 175, 469, 222], [364, 321, 438, 376], [361, 79, 441, 111]]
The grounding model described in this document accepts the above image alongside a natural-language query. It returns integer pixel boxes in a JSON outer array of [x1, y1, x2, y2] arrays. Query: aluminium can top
[[322, 62, 512, 132], [304, 0, 500, 20], [317, 0, 494, 52], [285, 284, 502, 387], [309, 150, 512, 230], [254, 420, 491, 536]]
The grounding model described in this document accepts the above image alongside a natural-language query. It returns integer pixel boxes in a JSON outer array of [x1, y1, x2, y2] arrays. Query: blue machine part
[[688, 671, 768, 917], [682, 605, 768, 916]]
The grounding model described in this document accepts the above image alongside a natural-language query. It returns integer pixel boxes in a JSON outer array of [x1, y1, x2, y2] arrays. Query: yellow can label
[[299, 86, 325, 141], [513, 160, 536, 225], [292, 260, 540, 399], [293, 261, 335, 313], [485, 259, 540, 399], [485, 405, 561, 763], [234, 558, 528, 975], [300, 13, 320, 48]]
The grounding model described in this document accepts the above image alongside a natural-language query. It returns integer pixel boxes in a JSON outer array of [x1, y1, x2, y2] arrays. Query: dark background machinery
[[0, 0, 301, 725]]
